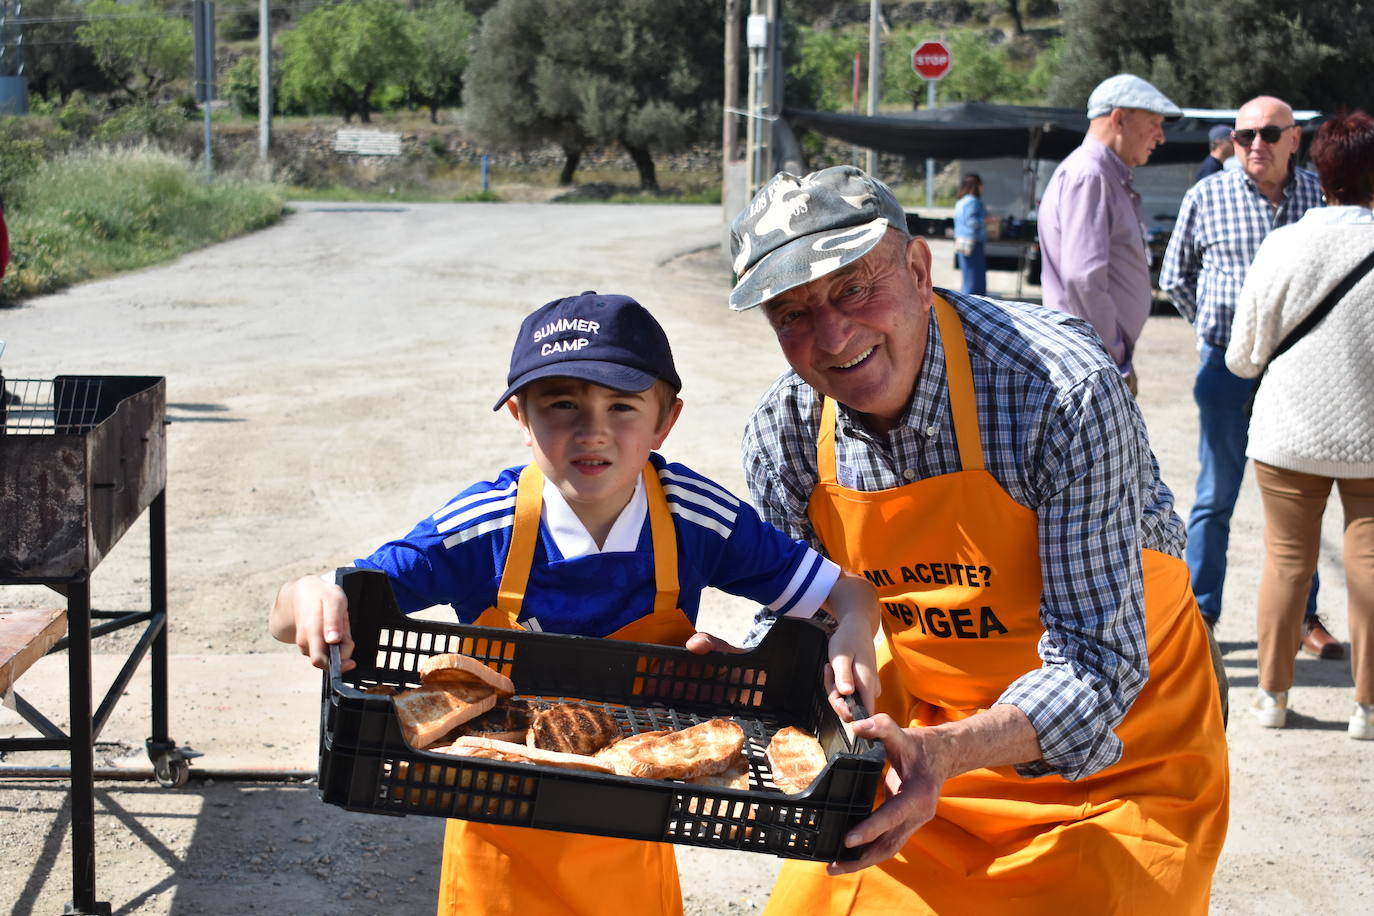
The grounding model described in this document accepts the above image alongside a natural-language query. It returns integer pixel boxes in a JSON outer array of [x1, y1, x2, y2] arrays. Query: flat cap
[[1086, 73, 1182, 120]]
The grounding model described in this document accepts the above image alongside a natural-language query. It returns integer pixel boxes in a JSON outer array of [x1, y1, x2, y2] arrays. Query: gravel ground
[[1, 200, 1370, 915]]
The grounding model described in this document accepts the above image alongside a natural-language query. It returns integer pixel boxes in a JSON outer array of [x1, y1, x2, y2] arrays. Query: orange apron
[[764, 296, 1229, 915], [436, 463, 694, 916]]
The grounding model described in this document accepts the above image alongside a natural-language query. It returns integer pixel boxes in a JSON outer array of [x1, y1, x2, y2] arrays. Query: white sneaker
[[1253, 689, 1288, 728], [1350, 703, 1374, 740]]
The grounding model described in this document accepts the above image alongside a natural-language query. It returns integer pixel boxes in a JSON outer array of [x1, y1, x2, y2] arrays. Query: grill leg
[[143, 488, 192, 788], [65, 580, 111, 915], [149, 489, 169, 741]]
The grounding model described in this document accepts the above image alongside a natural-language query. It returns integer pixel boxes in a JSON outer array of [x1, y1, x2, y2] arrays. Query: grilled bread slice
[[455, 697, 535, 744], [595, 729, 675, 776], [527, 703, 621, 756], [440, 736, 615, 773], [417, 653, 514, 697], [623, 718, 746, 780], [687, 758, 751, 791], [394, 682, 498, 749], [766, 726, 828, 795]]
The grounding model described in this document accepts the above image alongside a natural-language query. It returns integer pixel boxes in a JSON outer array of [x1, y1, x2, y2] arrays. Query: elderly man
[[1037, 73, 1181, 395], [1195, 124, 1235, 182], [729, 165, 1228, 914], [1160, 96, 1339, 658]]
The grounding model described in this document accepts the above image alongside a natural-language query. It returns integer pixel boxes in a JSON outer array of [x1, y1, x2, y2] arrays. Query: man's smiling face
[[763, 230, 933, 432]]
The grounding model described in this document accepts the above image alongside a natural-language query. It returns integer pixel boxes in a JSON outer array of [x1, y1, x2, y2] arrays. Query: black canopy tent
[[782, 102, 1237, 165], [779, 103, 1248, 292]]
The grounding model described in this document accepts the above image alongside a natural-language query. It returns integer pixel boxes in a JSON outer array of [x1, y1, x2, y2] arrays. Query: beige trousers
[[1253, 462, 1374, 704]]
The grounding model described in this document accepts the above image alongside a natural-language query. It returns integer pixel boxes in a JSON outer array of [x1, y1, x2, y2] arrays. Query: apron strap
[[932, 294, 986, 472], [816, 397, 839, 486], [641, 462, 682, 613], [495, 462, 681, 621], [495, 464, 544, 617]]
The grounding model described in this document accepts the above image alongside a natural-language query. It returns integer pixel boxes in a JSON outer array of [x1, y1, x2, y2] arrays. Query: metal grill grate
[[0, 378, 105, 435]]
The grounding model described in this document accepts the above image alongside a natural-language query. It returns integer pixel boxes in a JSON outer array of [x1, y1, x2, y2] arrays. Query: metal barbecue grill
[[1, 368, 191, 916]]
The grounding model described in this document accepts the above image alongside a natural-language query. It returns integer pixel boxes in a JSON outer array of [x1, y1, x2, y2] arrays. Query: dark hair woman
[[1225, 110, 1374, 740], [953, 173, 986, 295]]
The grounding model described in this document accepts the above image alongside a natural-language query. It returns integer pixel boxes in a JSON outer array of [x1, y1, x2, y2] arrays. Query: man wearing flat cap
[[1195, 123, 1235, 183], [728, 164, 1228, 913], [1037, 73, 1181, 395]]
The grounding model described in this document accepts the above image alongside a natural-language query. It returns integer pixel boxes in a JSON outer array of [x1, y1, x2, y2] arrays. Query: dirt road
[[1, 201, 1370, 914]]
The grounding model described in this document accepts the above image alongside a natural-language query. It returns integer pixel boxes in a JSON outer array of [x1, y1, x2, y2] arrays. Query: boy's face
[[509, 378, 682, 530]]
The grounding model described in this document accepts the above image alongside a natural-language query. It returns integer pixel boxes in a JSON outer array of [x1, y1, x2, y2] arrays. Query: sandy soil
[[1, 201, 1370, 915]]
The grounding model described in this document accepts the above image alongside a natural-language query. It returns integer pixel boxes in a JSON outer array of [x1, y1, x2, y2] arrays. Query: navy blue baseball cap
[[493, 291, 682, 410]]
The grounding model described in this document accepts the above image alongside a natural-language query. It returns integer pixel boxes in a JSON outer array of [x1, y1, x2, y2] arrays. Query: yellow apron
[[436, 463, 694, 916], [764, 296, 1229, 915]]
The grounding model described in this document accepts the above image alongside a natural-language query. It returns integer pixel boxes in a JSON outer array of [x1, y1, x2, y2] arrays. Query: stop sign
[[912, 41, 951, 80]]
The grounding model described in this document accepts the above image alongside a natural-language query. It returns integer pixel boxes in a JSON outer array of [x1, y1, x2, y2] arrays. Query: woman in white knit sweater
[[1226, 110, 1374, 740]]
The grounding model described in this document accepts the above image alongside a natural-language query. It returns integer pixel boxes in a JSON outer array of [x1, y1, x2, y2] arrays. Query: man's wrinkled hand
[[826, 714, 943, 875]]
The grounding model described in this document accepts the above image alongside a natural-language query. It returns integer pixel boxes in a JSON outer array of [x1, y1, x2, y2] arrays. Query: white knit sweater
[[1226, 206, 1374, 477]]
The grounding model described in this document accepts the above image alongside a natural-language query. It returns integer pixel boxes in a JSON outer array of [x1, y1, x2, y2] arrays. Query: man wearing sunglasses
[[1160, 96, 1339, 659]]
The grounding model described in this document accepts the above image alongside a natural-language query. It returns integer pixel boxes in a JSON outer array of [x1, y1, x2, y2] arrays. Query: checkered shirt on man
[[1160, 166, 1324, 346], [741, 289, 1186, 782]]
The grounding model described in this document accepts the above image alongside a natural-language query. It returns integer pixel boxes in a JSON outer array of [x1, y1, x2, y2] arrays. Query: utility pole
[[192, 0, 216, 175], [258, 0, 271, 161], [723, 0, 740, 164], [865, 0, 880, 176], [0, 0, 30, 114], [745, 3, 768, 201]]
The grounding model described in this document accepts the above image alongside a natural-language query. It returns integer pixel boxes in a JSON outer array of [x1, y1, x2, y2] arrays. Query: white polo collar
[[541, 471, 648, 557]]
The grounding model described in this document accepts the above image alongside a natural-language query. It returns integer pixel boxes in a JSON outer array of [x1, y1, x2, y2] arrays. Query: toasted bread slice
[[624, 719, 746, 780], [394, 683, 498, 749], [766, 725, 827, 794], [455, 697, 534, 744], [595, 729, 675, 776], [440, 736, 615, 773], [527, 703, 621, 756], [417, 653, 514, 697], [688, 758, 751, 791]]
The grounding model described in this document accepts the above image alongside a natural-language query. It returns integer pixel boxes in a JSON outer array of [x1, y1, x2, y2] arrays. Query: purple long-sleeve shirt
[[1037, 137, 1153, 375]]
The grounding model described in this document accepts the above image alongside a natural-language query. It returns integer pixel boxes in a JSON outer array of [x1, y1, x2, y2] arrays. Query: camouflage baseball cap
[[728, 165, 907, 311]]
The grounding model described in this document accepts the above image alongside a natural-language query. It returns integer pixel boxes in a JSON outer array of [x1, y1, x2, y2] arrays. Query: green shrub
[[57, 94, 108, 138], [0, 121, 47, 204], [225, 55, 262, 117], [93, 102, 195, 146]]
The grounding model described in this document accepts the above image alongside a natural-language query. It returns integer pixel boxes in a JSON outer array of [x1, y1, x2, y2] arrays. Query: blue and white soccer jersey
[[354, 453, 839, 638]]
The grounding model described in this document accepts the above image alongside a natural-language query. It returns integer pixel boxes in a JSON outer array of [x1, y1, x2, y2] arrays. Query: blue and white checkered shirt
[[1160, 166, 1324, 347], [740, 290, 1186, 782]]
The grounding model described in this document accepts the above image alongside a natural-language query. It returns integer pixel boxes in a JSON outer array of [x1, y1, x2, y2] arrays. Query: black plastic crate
[[318, 568, 885, 861]]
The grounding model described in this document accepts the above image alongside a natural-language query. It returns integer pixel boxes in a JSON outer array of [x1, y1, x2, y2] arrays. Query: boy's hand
[[822, 573, 882, 719], [684, 631, 746, 655], [825, 611, 880, 720], [269, 575, 356, 672]]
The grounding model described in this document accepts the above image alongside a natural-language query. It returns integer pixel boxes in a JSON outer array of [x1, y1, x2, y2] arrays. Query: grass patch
[[2, 145, 285, 303]]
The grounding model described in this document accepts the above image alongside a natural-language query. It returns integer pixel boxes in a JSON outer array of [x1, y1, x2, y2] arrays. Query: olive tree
[[280, 0, 416, 123], [75, 0, 192, 103], [463, 0, 723, 189], [408, 0, 477, 123]]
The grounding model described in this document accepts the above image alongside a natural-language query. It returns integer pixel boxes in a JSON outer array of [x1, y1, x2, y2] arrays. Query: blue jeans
[[957, 242, 986, 295], [1187, 343, 1318, 622]]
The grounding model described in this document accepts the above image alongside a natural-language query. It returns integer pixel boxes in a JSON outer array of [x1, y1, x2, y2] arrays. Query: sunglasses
[[1232, 124, 1296, 146]]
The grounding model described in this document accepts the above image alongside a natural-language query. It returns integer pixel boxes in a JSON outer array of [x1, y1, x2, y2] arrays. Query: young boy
[[269, 291, 879, 916]]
